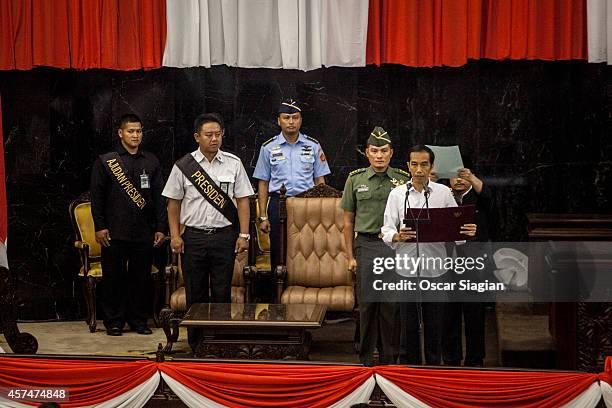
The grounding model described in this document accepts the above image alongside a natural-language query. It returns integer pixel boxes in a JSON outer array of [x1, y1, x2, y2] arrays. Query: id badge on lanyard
[[140, 170, 150, 189]]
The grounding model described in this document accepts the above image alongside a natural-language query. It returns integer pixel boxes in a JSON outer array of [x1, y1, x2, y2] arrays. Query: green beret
[[367, 126, 391, 147]]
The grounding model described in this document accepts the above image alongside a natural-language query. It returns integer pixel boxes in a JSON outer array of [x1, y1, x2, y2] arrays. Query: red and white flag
[[162, 0, 369, 71]]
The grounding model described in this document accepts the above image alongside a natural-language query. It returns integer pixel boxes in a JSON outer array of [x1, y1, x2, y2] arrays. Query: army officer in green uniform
[[341, 126, 409, 365]]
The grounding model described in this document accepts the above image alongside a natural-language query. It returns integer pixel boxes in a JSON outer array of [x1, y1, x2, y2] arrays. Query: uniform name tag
[[357, 185, 369, 193], [271, 146, 285, 161]]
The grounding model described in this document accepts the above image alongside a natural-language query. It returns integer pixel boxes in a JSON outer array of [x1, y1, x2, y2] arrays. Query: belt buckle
[[202, 227, 215, 234]]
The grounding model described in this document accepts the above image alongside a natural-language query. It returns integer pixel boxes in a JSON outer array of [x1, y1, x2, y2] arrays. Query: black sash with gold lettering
[[101, 152, 147, 210], [175, 153, 239, 227]]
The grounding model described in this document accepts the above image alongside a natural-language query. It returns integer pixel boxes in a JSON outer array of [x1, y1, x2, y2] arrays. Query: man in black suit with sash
[[90, 113, 167, 336]]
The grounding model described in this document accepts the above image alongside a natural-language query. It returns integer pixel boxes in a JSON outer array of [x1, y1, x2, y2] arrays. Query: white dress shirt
[[162, 149, 254, 228], [382, 181, 457, 277]]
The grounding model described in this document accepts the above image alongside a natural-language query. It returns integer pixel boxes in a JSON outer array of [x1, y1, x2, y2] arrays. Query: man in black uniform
[[90, 114, 167, 336]]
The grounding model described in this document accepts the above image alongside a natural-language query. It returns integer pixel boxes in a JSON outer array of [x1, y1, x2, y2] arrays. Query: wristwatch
[[257, 216, 268, 222], [239, 233, 251, 241]]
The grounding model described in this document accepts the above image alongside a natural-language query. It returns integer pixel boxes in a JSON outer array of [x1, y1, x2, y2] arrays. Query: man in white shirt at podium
[[381, 145, 476, 365]]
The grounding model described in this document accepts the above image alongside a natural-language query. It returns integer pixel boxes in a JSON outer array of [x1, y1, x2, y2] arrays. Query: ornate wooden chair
[[0, 266, 38, 353]]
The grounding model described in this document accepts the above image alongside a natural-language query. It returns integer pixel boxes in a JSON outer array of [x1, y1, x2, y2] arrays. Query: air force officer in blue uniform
[[253, 99, 331, 298]]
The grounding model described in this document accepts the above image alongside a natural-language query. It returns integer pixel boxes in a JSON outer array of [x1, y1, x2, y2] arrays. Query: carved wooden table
[[180, 303, 327, 360]]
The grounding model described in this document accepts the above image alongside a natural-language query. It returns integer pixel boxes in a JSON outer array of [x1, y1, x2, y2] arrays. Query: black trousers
[[101, 240, 152, 330], [182, 226, 236, 348], [441, 242, 491, 366], [398, 275, 447, 365], [354, 234, 397, 365], [442, 301, 485, 366]]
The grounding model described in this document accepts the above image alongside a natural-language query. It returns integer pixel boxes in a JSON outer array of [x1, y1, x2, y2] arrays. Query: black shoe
[[135, 327, 152, 335], [107, 327, 122, 336]]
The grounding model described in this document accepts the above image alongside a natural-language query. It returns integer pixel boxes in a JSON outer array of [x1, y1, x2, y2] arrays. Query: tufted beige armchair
[[276, 184, 354, 312]]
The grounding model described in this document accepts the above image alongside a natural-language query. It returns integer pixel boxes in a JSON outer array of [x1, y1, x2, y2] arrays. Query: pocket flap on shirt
[[300, 154, 315, 163], [356, 190, 372, 200]]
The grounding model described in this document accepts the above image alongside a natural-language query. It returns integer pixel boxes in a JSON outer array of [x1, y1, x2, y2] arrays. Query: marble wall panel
[[0, 61, 609, 319]]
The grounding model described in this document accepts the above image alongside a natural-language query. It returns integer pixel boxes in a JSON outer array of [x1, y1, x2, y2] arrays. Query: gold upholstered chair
[[69, 195, 160, 333], [275, 184, 354, 313], [69, 197, 103, 333]]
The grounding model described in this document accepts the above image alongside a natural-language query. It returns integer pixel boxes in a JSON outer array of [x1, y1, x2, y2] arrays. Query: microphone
[[422, 180, 430, 199], [403, 181, 413, 228], [422, 180, 431, 224], [404, 181, 413, 208]]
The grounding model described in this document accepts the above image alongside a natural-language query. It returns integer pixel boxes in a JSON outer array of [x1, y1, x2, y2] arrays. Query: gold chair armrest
[[74, 241, 89, 250]]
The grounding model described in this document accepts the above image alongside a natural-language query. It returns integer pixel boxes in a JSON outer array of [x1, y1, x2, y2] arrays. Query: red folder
[[403, 205, 475, 242]]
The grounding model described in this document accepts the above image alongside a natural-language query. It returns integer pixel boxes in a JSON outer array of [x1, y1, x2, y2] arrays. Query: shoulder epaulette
[[222, 150, 241, 161], [395, 168, 410, 177], [305, 135, 320, 144], [262, 136, 276, 146], [349, 168, 367, 177]]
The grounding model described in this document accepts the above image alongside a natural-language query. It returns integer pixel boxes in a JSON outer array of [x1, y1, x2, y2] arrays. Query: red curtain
[[376, 366, 598, 408], [366, 0, 587, 68], [0, 357, 157, 407], [0, 0, 166, 70], [159, 362, 373, 408]]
